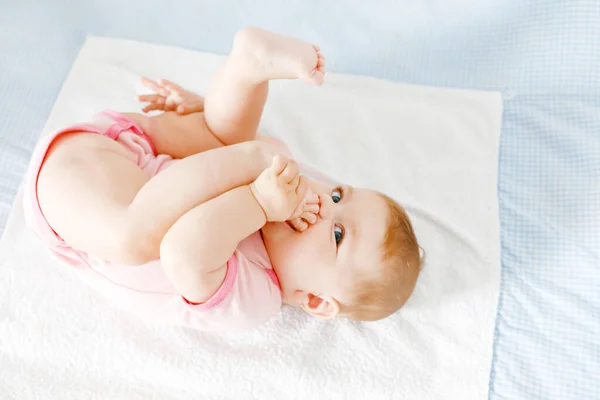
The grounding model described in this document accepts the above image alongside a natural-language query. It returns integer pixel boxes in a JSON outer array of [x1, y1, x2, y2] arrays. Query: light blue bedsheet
[[1, 1, 599, 398]]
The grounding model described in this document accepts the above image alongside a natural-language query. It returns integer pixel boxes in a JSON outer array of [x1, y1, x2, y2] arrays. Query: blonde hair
[[340, 193, 422, 321]]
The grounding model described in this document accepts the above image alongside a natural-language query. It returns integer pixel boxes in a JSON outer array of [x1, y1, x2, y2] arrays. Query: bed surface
[[1, 1, 599, 398]]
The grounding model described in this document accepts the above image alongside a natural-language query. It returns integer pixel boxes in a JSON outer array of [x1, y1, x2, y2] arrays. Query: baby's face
[[261, 178, 388, 306]]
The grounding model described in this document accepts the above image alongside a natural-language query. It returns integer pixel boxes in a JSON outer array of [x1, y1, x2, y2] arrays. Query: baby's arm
[[124, 78, 221, 160], [138, 77, 205, 115], [125, 140, 272, 263], [160, 185, 265, 302], [160, 156, 307, 303]]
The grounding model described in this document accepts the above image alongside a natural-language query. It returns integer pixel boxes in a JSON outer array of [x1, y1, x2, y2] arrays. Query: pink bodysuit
[[23, 111, 282, 332]]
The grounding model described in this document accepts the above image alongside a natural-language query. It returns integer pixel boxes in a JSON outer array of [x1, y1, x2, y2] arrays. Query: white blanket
[[0, 37, 502, 400]]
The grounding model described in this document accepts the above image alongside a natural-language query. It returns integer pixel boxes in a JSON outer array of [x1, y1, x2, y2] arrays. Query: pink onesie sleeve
[[175, 249, 282, 332]]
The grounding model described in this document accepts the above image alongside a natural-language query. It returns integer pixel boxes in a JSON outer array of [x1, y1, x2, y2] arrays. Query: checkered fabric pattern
[[491, 95, 600, 399]]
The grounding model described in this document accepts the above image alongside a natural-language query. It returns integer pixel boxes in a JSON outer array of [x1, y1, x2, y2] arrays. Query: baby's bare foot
[[231, 27, 325, 86]]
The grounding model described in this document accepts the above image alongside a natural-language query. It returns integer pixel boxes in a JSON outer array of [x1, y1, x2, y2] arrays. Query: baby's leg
[[38, 132, 270, 265], [203, 27, 325, 145], [127, 28, 324, 158], [38, 28, 325, 265], [37, 133, 153, 264]]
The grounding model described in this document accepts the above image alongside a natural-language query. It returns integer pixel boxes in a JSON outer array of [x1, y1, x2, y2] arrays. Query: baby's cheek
[[312, 226, 332, 254]]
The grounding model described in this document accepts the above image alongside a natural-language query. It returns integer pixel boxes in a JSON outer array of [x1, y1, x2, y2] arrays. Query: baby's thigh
[[143, 112, 225, 159], [37, 132, 149, 260]]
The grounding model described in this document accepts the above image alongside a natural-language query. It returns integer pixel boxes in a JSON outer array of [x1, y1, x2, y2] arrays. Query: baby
[[24, 27, 421, 331]]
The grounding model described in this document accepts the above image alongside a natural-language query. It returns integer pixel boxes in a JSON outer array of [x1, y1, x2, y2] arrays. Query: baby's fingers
[[269, 155, 288, 176], [288, 218, 308, 232], [279, 159, 299, 183], [177, 99, 205, 115], [303, 202, 319, 215], [300, 211, 318, 225], [142, 103, 167, 113], [138, 94, 165, 104], [295, 176, 308, 200], [140, 77, 169, 96], [304, 193, 319, 205], [157, 78, 184, 94], [288, 174, 300, 192]]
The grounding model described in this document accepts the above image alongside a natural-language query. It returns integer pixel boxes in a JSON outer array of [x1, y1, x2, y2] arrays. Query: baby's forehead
[[345, 189, 388, 260], [348, 188, 388, 217]]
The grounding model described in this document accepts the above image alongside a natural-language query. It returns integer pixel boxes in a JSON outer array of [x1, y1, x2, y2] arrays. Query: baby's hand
[[250, 155, 308, 222], [138, 77, 205, 115], [287, 190, 319, 232]]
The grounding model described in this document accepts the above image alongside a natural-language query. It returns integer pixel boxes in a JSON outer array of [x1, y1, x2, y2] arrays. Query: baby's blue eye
[[331, 188, 342, 203], [334, 225, 344, 246]]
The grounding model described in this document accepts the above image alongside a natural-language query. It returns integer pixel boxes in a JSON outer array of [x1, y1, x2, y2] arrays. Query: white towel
[[0, 37, 502, 400]]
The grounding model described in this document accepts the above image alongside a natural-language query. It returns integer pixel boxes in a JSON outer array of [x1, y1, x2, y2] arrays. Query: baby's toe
[[309, 69, 325, 86]]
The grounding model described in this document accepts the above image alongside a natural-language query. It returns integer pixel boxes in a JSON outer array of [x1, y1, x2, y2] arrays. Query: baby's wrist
[[248, 182, 269, 222]]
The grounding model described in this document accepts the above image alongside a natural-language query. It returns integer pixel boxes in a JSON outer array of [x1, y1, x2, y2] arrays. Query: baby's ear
[[297, 292, 340, 319]]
